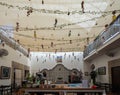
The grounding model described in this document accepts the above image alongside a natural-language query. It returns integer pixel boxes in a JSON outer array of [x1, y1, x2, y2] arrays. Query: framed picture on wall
[[56, 56, 62, 63], [0, 66, 11, 79], [98, 67, 106, 75]]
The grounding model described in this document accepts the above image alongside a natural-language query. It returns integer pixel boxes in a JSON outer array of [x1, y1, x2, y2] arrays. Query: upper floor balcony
[[84, 14, 120, 61]]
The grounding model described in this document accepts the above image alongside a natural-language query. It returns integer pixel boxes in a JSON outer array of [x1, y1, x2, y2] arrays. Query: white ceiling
[[0, 0, 120, 52]]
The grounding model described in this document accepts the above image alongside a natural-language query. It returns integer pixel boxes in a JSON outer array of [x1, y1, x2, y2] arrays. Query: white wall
[[84, 47, 120, 83], [30, 52, 84, 74], [0, 43, 30, 85]]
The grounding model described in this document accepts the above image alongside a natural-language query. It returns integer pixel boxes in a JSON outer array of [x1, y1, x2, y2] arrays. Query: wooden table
[[22, 87, 106, 95]]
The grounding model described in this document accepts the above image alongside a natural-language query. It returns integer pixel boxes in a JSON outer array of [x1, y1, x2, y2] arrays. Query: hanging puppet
[[81, 1, 85, 13], [68, 30, 71, 37], [16, 22, 19, 32], [41, 44, 44, 49], [34, 31, 37, 40], [42, 0, 44, 4], [54, 18, 57, 27], [51, 42, 53, 47], [112, 10, 116, 21]]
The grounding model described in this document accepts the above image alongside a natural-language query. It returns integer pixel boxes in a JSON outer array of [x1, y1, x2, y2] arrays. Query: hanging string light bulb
[[16, 22, 19, 32], [81, 1, 85, 13], [54, 18, 57, 27]]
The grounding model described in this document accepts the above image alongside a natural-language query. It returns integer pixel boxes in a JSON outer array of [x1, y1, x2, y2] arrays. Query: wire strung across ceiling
[[0, 1, 120, 15]]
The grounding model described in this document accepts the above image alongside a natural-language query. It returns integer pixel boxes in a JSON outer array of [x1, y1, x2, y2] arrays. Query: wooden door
[[111, 66, 120, 93], [15, 69, 22, 86]]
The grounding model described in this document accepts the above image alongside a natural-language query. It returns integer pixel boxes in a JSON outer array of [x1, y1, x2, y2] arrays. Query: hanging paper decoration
[[70, 40, 72, 44], [54, 18, 57, 27], [112, 10, 116, 21], [84, 45, 86, 49], [72, 52, 74, 56], [81, 1, 85, 13], [102, 36, 105, 42], [27, 48, 30, 57], [55, 49, 57, 53], [49, 54, 50, 58], [110, 1, 115, 7], [28, 48, 30, 53], [41, 44, 44, 49], [68, 30, 71, 37], [27, 7, 33, 16], [16, 22, 19, 32], [17, 40, 20, 44], [64, 53, 66, 59], [67, 11, 70, 15], [42, 0, 44, 4], [36, 56, 39, 62], [105, 24, 108, 31], [74, 56, 76, 59], [95, 22, 98, 25], [51, 42, 53, 47], [2, 42, 5, 47], [86, 37, 89, 44], [34, 31, 37, 39]]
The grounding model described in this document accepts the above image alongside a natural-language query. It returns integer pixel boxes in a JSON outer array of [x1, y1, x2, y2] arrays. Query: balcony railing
[[84, 14, 120, 58], [0, 29, 28, 57]]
